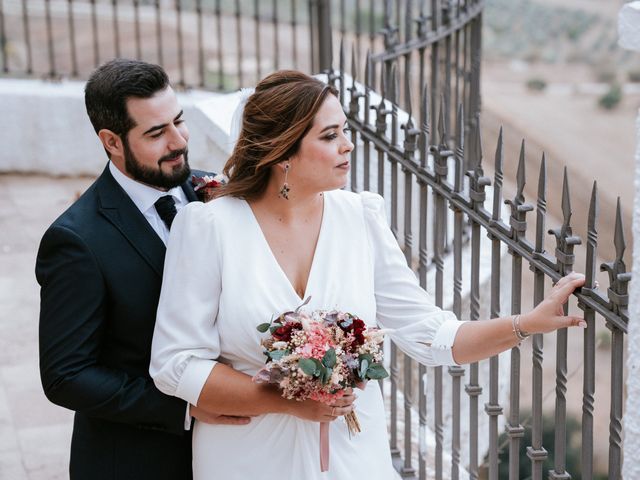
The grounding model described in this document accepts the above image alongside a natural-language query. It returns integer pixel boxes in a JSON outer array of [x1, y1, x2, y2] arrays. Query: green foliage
[[526, 77, 547, 91], [628, 69, 640, 83], [598, 84, 622, 110], [256, 322, 271, 333], [299, 358, 318, 376]]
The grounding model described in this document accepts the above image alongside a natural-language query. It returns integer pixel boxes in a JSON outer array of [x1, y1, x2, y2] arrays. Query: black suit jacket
[[36, 165, 207, 479]]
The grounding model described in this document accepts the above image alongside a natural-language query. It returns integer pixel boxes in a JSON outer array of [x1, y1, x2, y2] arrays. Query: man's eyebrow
[[318, 120, 348, 134], [142, 110, 184, 135]]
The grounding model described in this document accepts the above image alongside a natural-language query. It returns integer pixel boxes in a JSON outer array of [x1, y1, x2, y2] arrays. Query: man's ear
[[98, 129, 124, 158]]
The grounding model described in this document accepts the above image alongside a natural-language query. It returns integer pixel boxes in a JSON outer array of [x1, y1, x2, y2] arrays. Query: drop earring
[[279, 162, 291, 199]]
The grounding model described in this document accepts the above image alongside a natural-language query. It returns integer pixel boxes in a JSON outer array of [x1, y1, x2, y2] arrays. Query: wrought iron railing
[[333, 46, 629, 479], [1, 1, 629, 479]]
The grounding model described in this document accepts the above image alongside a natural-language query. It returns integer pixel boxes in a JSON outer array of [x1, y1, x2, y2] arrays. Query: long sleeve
[[150, 202, 222, 406], [361, 191, 465, 366], [36, 225, 187, 434]]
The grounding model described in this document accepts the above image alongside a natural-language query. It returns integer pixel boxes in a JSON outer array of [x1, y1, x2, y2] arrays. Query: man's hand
[[191, 404, 252, 425]]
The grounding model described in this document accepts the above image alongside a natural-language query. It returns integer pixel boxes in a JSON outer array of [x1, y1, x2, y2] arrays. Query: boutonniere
[[191, 174, 227, 202]]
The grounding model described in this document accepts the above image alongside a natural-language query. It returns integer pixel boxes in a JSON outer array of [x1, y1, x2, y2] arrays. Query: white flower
[[272, 341, 289, 350]]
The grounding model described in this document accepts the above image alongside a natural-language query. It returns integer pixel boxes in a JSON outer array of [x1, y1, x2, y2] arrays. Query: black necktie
[[154, 195, 177, 230]]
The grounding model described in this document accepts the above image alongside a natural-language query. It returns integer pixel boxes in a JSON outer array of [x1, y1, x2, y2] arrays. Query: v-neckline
[[243, 194, 328, 303]]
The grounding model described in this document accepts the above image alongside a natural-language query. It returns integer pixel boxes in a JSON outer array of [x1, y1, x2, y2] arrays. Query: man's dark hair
[[85, 58, 170, 137]]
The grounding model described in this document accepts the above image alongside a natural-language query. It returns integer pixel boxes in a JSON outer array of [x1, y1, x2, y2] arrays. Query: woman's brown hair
[[217, 70, 339, 200]]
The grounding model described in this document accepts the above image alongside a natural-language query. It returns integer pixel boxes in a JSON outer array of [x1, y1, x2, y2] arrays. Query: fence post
[[309, 0, 333, 73]]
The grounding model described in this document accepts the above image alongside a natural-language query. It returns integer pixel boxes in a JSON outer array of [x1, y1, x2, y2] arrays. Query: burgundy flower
[[272, 322, 302, 342]]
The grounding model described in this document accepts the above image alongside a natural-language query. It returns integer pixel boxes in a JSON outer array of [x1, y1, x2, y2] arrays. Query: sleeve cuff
[[176, 357, 217, 406], [431, 319, 466, 366]]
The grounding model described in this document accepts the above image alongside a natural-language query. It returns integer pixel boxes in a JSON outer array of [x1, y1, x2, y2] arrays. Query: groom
[[36, 59, 246, 479]]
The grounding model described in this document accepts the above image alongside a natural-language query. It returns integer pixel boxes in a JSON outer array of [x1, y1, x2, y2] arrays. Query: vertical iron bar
[[363, 51, 372, 191], [465, 120, 488, 480], [235, 0, 243, 87], [90, 0, 99, 67], [67, 0, 78, 76], [291, 0, 297, 69], [254, 0, 261, 80], [417, 83, 430, 480], [400, 77, 419, 478], [272, 0, 279, 70], [485, 128, 505, 480], [348, 45, 362, 192], [355, 0, 362, 69], [21, 0, 32, 74], [369, 0, 376, 55], [504, 142, 532, 480], [196, 0, 204, 88], [549, 168, 581, 480], [155, 0, 163, 66], [133, 0, 142, 61], [609, 326, 624, 479], [527, 154, 549, 479], [215, 0, 223, 90], [176, 0, 185, 87], [449, 103, 465, 480], [112, 0, 120, 59], [0, 0, 6, 73], [44, 0, 55, 77], [433, 96, 452, 480], [580, 181, 598, 480]]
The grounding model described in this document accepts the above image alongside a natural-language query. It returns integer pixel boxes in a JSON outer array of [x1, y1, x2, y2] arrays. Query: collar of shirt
[[109, 161, 188, 215]]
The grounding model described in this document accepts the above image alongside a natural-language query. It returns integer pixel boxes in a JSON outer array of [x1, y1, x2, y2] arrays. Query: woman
[[150, 71, 585, 479]]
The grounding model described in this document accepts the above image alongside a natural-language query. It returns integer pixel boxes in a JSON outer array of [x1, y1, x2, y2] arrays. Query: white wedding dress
[[150, 190, 464, 480]]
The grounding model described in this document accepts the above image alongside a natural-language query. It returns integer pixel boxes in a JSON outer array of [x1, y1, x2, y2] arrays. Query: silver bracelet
[[512, 314, 530, 342]]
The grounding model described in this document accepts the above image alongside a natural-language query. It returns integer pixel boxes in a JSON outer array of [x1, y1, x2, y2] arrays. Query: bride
[[150, 70, 586, 479]]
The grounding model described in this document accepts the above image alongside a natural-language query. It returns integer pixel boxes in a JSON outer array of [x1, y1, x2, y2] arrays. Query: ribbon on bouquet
[[320, 422, 330, 472], [319, 381, 367, 472]]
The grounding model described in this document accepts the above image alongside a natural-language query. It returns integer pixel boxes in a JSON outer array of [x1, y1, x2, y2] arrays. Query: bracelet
[[512, 314, 530, 342]]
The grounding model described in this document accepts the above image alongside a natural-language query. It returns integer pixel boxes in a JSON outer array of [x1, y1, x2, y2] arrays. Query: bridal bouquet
[[252, 298, 389, 471]]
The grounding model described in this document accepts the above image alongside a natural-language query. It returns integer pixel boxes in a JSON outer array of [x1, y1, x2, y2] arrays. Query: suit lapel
[[96, 166, 167, 277], [181, 175, 199, 202]]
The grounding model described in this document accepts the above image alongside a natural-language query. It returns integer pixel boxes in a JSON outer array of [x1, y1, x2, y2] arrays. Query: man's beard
[[123, 139, 191, 190]]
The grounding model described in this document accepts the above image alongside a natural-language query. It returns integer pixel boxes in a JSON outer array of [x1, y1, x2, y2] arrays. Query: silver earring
[[279, 162, 290, 199]]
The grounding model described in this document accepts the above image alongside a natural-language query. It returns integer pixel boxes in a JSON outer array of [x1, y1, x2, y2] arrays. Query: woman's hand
[[520, 272, 587, 335], [287, 388, 356, 422]]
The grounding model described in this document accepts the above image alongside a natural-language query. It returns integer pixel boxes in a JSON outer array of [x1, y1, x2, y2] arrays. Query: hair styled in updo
[[219, 70, 339, 200]]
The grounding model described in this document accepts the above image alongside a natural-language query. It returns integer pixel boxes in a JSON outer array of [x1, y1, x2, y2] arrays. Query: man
[[36, 59, 245, 479]]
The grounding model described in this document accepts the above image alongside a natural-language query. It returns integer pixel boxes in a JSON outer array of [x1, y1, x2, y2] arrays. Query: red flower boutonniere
[[191, 174, 227, 202]]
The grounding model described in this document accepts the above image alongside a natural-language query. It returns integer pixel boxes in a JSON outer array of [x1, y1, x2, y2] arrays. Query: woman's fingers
[[330, 394, 356, 408], [563, 315, 587, 329], [550, 273, 585, 303]]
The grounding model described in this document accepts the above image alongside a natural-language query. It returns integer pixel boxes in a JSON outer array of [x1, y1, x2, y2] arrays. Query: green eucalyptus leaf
[[268, 350, 289, 361], [269, 323, 283, 334], [256, 323, 271, 333], [299, 358, 318, 376], [366, 363, 389, 380], [359, 359, 369, 380], [322, 348, 336, 368], [359, 353, 373, 364]]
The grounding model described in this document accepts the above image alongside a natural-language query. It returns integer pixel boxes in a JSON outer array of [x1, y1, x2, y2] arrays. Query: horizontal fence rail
[[331, 44, 629, 479]]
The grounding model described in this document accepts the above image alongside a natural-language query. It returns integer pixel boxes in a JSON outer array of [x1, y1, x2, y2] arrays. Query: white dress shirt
[[109, 161, 193, 429], [109, 161, 188, 246]]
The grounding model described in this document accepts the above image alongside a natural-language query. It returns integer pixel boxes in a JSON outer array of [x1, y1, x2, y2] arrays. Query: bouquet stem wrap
[[320, 422, 330, 472]]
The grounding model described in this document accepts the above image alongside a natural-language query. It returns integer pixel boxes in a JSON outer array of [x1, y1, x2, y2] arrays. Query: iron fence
[[333, 44, 629, 479], [0, 1, 630, 479]]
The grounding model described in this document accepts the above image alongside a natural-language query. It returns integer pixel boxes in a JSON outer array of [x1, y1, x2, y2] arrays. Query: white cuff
[[430, 319, 466, 366], [176, 357, 217, 406]]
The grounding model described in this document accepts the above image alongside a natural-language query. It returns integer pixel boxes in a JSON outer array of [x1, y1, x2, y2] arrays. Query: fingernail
[[579, 321, 587, 328]]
